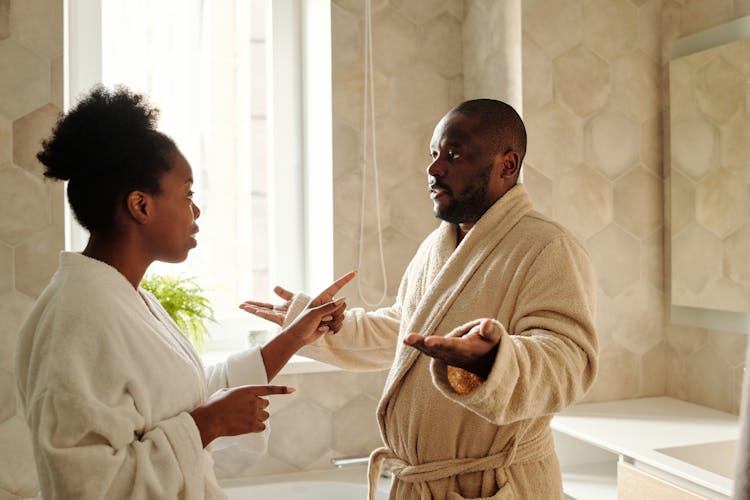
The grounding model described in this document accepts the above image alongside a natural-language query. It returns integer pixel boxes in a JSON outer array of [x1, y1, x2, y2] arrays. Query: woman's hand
[[189, 384, 294, 448], [240, 270, 356, 332], [260, 298, 347, 380], [403, 318, 501, 379]]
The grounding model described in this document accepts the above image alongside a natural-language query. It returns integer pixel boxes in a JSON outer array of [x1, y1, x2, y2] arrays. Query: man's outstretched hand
[[403, 318, 500, 379], [240, 271, 357, 332]]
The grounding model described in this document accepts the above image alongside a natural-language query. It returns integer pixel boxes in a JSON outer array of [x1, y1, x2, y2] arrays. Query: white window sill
[[200, 350, 343, 376]]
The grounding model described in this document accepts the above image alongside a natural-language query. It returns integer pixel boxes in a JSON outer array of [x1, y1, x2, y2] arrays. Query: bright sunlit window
[[65, 0, 333, 357]]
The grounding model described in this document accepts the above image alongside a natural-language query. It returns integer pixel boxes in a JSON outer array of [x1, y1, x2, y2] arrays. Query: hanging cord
[[357, 0, 388, 307]]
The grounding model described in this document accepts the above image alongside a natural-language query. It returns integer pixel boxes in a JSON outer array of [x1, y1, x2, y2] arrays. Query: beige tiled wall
[[521, 0, 668, 403], [661, 0, 750, 414], [4, 0, 750, 493], [0, 0, 63, 497], [331, 0, 464, 307]]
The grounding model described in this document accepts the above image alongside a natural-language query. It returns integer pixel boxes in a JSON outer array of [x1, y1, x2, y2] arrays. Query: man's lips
[[430, 185, 450, 199]]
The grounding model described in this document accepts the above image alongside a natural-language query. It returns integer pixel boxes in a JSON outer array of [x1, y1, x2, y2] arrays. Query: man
[[242, 99, 598, 499]]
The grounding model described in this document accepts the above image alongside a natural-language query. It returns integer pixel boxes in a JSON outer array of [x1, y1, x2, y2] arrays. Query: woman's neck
[[82, 234, 150, 288]]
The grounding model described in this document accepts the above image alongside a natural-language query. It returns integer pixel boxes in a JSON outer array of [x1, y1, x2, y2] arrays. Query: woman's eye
[[187, 191, 194, 199]]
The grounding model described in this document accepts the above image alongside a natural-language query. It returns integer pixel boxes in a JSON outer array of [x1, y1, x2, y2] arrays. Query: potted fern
[[141, 274, 215, 353]]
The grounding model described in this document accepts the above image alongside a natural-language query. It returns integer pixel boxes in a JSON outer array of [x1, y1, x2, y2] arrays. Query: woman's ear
[[125, 191, 151, 224]]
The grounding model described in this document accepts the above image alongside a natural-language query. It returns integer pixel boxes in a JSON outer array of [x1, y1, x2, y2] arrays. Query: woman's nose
[[192, 202, 201, 220]]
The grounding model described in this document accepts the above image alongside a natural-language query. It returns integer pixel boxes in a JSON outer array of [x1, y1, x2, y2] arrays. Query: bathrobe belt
[[367, 427, 554, 500]]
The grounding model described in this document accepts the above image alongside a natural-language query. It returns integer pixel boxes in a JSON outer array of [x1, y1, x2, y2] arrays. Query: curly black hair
[[38, 85, 177, 235]]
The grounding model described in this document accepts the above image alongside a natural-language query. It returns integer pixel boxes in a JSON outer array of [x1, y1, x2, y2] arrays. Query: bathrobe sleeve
[[431, 235, 598, 425], [204, 347, 268, 394], [287, 274, 406, 371], [28, 390, 207, 500]]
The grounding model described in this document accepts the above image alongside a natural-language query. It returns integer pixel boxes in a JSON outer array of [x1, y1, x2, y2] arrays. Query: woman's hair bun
[[37, 84, 162, 182]]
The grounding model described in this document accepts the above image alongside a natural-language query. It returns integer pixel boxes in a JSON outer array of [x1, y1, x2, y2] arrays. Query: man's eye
[[448, 150, 460, 159]]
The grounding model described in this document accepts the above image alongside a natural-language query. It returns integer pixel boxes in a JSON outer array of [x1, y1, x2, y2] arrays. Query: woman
[[14, 85, 351, 499]]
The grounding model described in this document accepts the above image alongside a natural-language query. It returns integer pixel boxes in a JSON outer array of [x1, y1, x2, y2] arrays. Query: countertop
[[551, 396, 739, 497]]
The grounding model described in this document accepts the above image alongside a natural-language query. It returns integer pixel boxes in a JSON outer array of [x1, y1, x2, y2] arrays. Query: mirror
[[669, 17, 750, 331]]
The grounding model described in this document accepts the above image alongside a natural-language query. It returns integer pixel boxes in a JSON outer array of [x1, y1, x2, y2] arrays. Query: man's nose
[[426, 159, 444, 177]]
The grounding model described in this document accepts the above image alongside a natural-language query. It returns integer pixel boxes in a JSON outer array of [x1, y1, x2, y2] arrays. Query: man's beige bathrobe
[[293, 184, 598, 500]]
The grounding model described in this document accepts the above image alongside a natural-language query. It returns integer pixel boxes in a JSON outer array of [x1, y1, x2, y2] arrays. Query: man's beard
[[432, 162, 493, 224]]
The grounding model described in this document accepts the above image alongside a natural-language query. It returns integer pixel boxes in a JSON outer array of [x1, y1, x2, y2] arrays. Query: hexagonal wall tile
[[388, 64, 452, 127], [583, 0, 637, 60], [613, 167, 663, 239], [677, 0, 733, 37], [587, 224, 640, 298], [390, 0, 453, 25], [332, 121, 360, 179], [8, 0, 63, 59], [372, 7, 417, 76], [0, 242, 12, 294], [724, 223, 750, 288], [332, 3, 360, 67], [685, 346, 734, 411], [0, 0, 8, 40], [523, 0, 583, 59], [0, 41, 50, 120], [640, 342, 667, 396], [14, 223, 63, 299], [0, 166, 50, 245], [584, 344, 639, 401], [268, 400, 332, 469], [390, 173, 439, 239], [669, 116, 718, 181], [524, 102, 583, 179], [521, 34, 553, 112], [0, 367, 14, 422], [697, 277, 747, 313], [552, 165, 613, 240], [695, 169, 747, 238], [520, 166, 555, 217], [586, 109, 640, 180], [0, 115, 10, 164], [611, 281, 664, 355], [552, 45, 610, 118], [333, 0, 387, 16], [332, 394, 382, 456], [719, 111, 750, 178], [668, 58, 700, 123], [636, 0, 661, 62], [299, 371, 371, 412], [695, 56, 744, 125], [671, 223, 722, 294], [669, 169, 695, 236], [333, 170, 392, 234], [416, 13, 461, 78], [13, 104, 60, 175], [640, 116, 662, 176], [664, 324, 707, 357], [0, 414, 38, 497], [612, 50, 660, 121]]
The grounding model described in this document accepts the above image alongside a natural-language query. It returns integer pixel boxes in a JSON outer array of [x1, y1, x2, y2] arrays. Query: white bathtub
[[220, 465, 391, 500]]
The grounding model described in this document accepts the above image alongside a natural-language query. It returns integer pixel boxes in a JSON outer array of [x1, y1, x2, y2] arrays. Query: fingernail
[[286, 387, 296, 393], [322, 315, 333, 321]]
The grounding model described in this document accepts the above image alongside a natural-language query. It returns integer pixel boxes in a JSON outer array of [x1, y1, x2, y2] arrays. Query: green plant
[[141, 274, 215, 353]]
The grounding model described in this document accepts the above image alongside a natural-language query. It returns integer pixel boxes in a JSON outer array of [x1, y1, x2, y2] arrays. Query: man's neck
[[456, 221, 475, 246]]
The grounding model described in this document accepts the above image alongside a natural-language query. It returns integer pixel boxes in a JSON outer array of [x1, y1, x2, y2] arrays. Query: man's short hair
[[452, 99, 527, 165]]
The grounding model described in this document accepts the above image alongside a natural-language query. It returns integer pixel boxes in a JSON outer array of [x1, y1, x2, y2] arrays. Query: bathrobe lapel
[[380, 184, 534, 404]]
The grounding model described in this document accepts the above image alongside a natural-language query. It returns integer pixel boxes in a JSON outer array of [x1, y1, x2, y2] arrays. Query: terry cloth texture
[[15, 252, 268, 500], [295, 183, 599, 499]]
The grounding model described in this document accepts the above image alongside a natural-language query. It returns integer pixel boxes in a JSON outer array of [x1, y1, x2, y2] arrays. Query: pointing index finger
[[322, 270, 357, 297], [249, 385, 296, 396]]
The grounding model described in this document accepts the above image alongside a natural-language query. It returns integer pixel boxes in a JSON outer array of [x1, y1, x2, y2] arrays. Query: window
[[65, 0, 333, 357]]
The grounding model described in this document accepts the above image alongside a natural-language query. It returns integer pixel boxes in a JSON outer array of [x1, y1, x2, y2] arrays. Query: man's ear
[[498, 150, 520, 179], [125, 191, 152, 224]]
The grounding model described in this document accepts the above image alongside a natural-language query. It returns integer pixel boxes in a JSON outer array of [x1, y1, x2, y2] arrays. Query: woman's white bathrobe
[[15, 252, 268, 500], [294, 184, 598, 499]]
